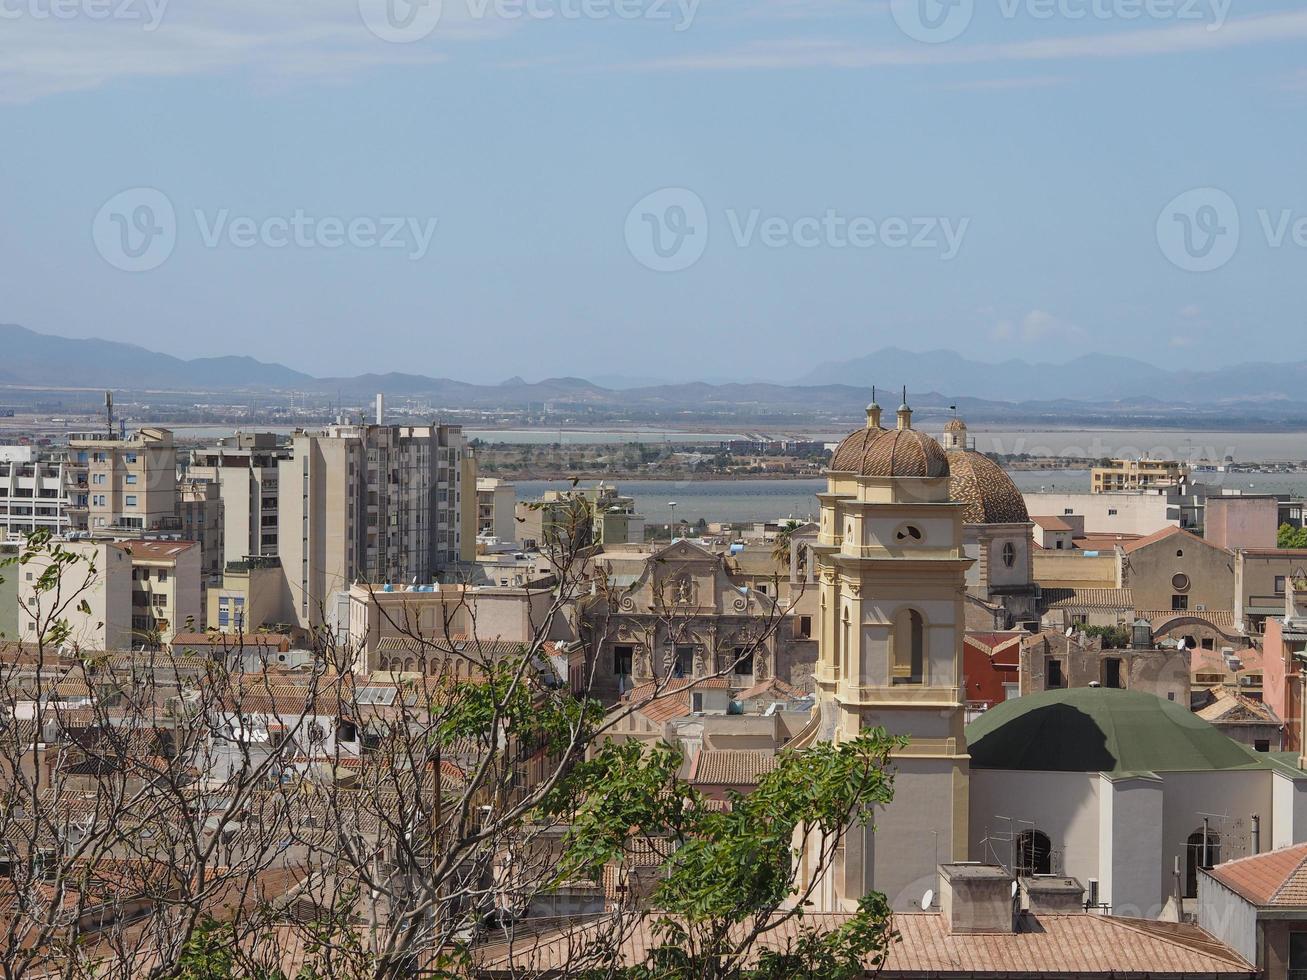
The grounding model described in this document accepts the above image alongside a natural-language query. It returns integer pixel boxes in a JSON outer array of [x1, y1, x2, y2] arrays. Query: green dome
[[966, 687, 1264, 774]]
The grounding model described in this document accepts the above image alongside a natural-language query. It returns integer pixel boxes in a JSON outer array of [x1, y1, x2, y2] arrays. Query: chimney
[[939, 864, 1014, 934], [1019, 875, 1085, 914], [375, 393, 385, 426]]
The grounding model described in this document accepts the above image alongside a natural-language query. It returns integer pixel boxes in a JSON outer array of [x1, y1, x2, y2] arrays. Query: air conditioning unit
[[1196, 603, 1207, 612]]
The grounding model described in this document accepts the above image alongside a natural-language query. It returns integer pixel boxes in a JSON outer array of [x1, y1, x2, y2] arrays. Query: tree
[[1280, 523, 1307, 549], [0, 509, 897, 979]]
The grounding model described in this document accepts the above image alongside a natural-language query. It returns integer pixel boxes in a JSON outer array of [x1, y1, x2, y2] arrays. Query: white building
[[0, 446, 72, 539]]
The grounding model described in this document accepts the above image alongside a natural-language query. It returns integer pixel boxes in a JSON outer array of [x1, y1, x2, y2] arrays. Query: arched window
[[1185, 829, 1220, 898], [892, 609, 924, 685], [1016, 829, 1052, 877], [1002, 542, 1017, 568]]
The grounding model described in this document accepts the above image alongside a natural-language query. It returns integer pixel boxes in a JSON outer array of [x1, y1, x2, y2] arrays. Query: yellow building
[[1091, 457, 1187, 493]]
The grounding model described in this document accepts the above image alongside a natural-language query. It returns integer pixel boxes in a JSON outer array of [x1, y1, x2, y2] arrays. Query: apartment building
[[16, 538, 200, 650], [277, 418, 466, 630], [184, 432, 288, 564], [66, 427, 177, 533], [515, 482, 644, 550], [1091, 456, 1187, 493], [0, 445, 72, 539], [476, 477, 517, 541]]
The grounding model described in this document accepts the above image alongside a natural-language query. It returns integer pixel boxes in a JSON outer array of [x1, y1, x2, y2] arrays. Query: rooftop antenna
[[105, 391, 114, 439]]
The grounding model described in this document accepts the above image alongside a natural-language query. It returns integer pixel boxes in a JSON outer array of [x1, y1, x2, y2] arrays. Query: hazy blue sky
[[2, 0, 1305, 383]]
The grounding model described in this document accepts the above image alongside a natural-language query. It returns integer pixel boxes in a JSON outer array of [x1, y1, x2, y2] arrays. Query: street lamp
[[668, 501, 677, 541]]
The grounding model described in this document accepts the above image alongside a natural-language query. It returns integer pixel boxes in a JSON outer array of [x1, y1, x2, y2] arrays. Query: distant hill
[[6, 323, 1307, 423], [0, 323, 313, 390]]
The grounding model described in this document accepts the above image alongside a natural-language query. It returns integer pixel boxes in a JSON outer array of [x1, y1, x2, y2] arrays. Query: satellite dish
[[1011, 881, 1019, 897], [920, 889, 934, 911], [1065, 627, 1074, 637]]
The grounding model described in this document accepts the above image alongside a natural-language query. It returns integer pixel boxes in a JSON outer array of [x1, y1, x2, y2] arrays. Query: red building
[[962, 631, 1026, 710]]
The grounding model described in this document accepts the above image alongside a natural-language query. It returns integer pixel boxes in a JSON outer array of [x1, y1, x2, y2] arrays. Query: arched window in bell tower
[[892, 608, 925, 685]]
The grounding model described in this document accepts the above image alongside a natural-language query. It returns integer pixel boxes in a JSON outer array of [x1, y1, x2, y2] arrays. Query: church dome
[[946, 449, 1029, 525], [966, 687, 1262, 775], [830, 427, 948, 478]]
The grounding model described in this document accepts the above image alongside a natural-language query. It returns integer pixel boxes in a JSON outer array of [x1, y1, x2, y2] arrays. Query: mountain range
[[3, 323, 1305, 421]]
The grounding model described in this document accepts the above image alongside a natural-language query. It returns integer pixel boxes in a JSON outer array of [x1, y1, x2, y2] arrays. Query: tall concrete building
[[66, 427, 177, 533], [185, 433, 289, 565], [278, 418, 466, 630]]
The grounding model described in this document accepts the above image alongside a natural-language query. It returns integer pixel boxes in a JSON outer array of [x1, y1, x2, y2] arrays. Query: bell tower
[[809, 391, 973, 912]]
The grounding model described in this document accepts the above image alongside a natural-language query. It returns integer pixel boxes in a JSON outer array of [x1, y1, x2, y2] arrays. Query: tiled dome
[[946, 449, 1030, 525], [830, 426, 949, 479], [943, 417, 967, 434]]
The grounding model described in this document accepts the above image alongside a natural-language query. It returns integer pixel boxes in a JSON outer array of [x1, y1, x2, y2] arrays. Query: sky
[[2, 0, 1305, 384]]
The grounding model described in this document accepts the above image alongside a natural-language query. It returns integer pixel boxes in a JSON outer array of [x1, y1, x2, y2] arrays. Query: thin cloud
[[611, 10, 1307, 72]]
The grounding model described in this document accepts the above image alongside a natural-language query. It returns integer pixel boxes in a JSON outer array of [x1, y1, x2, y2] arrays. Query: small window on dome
[[1002, 542, 1016, 568], [896, 525, 923, 542]]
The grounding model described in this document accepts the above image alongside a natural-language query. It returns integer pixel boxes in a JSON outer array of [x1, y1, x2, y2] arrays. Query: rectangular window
[[124, 453, 137, 464], [798, 615, 812, 639], [125, 495, 137, 507], [157, 569, 168, 582], [1172, 594, 1189, 611], [125, 474, 137, 485], [674, 645, 694, 677], [1047, 660, 1064, 689], [733, 647, 754, 676], [1276, 576, 1287, 595], [1103, 658, 1122, 689], [1255, 739, 1271, 753], [613, 644, 633, 678], [1289, 933, 1307, 974]]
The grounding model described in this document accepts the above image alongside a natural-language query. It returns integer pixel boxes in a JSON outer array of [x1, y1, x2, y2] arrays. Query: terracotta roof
[[830, 426, 948, 479], [1031, 515, 1073, 531], [473, 911, 1254, 976], [947, 450, 1029, 525], [734, 677, 806, 702], [1143, 609, 1238, 632], [1074, 532, 1143, 551], [624, 676, 733, 724], [172, 632, 288, 648], [1195, 690, 1280, 725], [111, 540, 197, 561], [1207, 843, 1307, 907], [1042, 587, 1134, 610], [966, 631, 1027, 660], [1120, 524, 1222, 555], [689, 749, 778, 786], [943, 417, 967, 433]]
